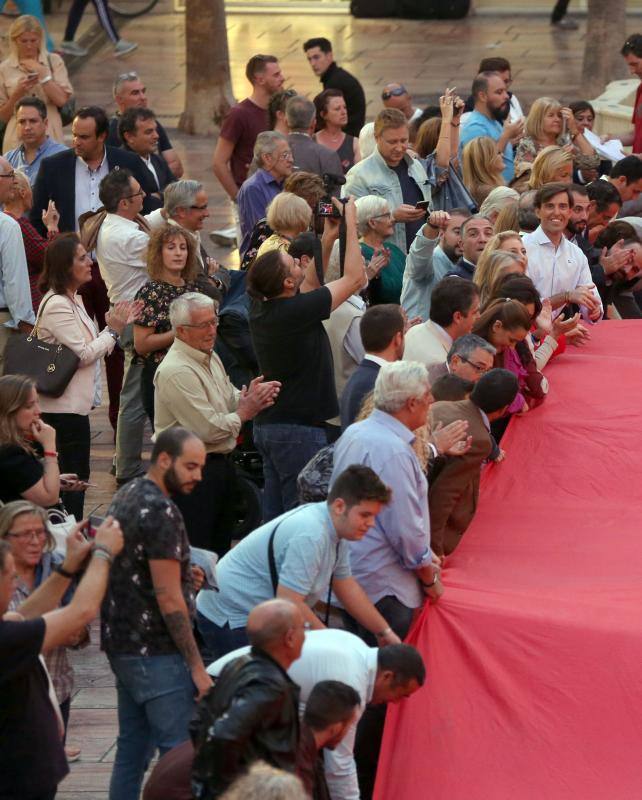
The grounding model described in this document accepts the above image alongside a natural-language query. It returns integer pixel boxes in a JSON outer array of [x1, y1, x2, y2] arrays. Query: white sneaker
[[59, 40, 89, 56], [114, 39, 138, 56]]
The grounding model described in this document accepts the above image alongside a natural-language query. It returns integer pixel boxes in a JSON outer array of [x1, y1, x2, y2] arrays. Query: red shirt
[[631, 82, 642, 154], [220, 98, 269, 188]]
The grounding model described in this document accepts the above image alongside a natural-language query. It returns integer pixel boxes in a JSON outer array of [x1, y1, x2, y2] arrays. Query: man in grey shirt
[[196, 465, 401, 659], [286, 95, 342, 177]]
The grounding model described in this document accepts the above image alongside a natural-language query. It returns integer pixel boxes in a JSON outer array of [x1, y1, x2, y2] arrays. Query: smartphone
[[415, 200, 431, 211], [88, 515, 105, 539]]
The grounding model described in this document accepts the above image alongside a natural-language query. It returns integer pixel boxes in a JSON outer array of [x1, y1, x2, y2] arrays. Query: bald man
[[191, 599, 304, 799], [381, 83, 422, 124]]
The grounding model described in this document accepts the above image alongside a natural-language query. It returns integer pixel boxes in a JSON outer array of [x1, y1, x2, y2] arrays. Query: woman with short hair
[[313, 88, 361, 173], [256, 193, 313, 259], [355, 195, 406, 304], [528, 145, 574, 189]]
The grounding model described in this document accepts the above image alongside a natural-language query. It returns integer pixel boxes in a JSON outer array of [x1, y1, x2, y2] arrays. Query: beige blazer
[[36, 290, 115, 415]]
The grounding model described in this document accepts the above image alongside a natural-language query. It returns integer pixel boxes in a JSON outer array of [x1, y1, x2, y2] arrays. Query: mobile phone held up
[[88, 515, 105, 539], [415, 200, 431, 211]]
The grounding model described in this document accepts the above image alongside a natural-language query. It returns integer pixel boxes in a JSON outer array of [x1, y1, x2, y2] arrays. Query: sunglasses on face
[[381, 85, 407, 100]]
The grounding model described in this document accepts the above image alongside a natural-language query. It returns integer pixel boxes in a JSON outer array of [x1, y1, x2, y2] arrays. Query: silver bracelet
[[92, 550, 112, 565], [40, 75, 52, 85]]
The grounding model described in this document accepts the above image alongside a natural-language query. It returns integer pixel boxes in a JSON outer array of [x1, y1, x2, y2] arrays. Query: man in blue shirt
[[196, 464, 401, 658], [331, 361, 447, 643], [236, 130, 293, 257], [460, 71, 524, 183], [5, 98, 67, 186]]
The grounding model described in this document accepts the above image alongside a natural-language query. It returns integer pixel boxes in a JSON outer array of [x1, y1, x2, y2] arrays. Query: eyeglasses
[[459, 357, 490, 374], [180, 316, 219, 330], [189, 203, 208, 211], [6, 528, 47, 542], [117, 71, 139, 82], [124, 190, 146, 200], [371, 212, 393, 220], [0, 171, 16, 179], [381, 85, 407, 100], [277, 150, 294, 161]]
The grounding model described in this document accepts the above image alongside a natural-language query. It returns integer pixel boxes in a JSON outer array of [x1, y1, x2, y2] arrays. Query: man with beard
[[460, 71, 524, 183], [102, 426, 213, 800], [154, 293, 280, 554]]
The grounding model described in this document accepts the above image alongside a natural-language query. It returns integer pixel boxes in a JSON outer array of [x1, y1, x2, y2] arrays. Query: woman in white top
[[36, 233, 140, 518], [0, 15, 73, 151]]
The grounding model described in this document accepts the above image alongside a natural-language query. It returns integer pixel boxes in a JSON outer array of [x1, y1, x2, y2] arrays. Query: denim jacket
[[343, 149, 431, 253]]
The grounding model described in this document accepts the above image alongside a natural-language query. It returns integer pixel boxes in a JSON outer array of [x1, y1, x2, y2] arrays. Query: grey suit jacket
[[288, 133, 342, 177]]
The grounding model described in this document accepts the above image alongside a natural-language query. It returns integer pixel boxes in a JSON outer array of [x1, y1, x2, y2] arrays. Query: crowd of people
[[3, 18, 642, 800]]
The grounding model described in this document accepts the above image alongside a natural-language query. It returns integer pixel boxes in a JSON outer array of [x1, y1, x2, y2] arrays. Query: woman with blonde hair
[[515, 96, 596, 170], [462, 136, 506, 207], [474, 250, 525, 305], [256, 192, 313, 259], [134, 225, 201, 423], [528, 145, 573, 189], [478, 186, 520, 224], [0, 15, 73, 151], [493, 201, 519, 234]]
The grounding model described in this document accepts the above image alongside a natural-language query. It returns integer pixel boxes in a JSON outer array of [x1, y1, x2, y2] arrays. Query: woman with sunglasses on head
[[314, 89, 361, 173]]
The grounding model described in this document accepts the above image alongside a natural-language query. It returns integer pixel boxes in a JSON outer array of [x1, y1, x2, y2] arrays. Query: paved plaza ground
[[2, 2, 636, 795]]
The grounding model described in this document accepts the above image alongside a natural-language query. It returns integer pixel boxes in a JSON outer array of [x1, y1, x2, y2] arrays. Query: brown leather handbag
[[3, 295, 80, 398]]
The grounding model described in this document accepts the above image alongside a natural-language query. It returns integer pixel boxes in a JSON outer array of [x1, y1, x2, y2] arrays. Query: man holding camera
[[343, 108, 430, 253]]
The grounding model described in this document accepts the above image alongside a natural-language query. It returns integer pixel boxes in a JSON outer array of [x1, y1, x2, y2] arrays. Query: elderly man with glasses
[[154, 293, 280, 555], [236, 131, 294, 258]]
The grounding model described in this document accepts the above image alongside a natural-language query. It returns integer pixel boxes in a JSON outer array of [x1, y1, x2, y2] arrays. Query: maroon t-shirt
[[220, 98, 269, 188], [632, 83, 642, 154]]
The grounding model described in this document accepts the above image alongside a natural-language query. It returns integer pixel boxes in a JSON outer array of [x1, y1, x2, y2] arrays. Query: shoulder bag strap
[[267, 507, 307, 596], [30, 293, 57, 339]]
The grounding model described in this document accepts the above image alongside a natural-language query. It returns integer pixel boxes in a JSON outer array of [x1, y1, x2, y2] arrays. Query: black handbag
[[3, 295, 80, 398]]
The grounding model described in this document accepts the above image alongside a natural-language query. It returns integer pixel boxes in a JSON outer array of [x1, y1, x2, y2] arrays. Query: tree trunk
[[178, 0, 235, 135], [581, 0, 627, 98]]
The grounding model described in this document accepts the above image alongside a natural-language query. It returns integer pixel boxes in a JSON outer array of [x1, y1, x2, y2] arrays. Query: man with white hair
[[236, 131, 294, 257], [331, 360, 447, 644], [154, 293, 280, 554]]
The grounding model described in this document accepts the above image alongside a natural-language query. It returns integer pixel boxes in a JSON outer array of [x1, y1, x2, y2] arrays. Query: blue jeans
[[253, 422, 327, 522], [196, 610, 250, 662], [108, 653, 196, 800]]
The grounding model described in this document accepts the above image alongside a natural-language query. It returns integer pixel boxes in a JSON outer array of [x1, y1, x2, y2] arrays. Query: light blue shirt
[[0, 212, 35, 327], [5, 138, 68, 186], [196, 502, 351, 628], [330, 409, 432, 609], [460, 110, 514, 182], [401, 233, 452, 321]]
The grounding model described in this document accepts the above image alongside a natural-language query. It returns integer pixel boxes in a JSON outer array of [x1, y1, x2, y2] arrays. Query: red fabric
[[375, 320, 642, 800]]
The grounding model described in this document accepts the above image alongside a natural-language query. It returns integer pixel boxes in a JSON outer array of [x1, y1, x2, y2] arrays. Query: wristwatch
[[53, 563, 76, 579], [106, 327, 119, 342]]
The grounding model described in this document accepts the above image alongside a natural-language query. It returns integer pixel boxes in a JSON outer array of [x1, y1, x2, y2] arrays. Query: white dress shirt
[[208, 629, 378, 800], [523, 226, 602, 322], [74, 152, 109, 231], [96, 213, 150, 304], [141, 154, 159, 189], [0, 212, 35, 326]]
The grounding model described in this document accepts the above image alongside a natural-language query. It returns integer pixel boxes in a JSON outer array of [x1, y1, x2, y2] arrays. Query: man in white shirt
[[403, 276, 480, 368], [96, 168, 151, 483], [0, 156, 35, 366], [523, 183, 602, 322], [208, 627, 426, 800]]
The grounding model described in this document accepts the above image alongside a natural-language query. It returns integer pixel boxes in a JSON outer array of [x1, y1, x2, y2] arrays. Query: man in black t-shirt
[[0, 516, 123, 800], [247, 198, 366, 521], [102, 427, 212, 800]]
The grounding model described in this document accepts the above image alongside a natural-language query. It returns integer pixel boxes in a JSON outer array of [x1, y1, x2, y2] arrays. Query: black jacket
[[321, 62, 366, 137], [30, 145, 159, 235], [190, 648, 300, 799]]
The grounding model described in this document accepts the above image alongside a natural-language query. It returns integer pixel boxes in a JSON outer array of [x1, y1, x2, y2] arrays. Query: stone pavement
[[5, 2, 634, 796]]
